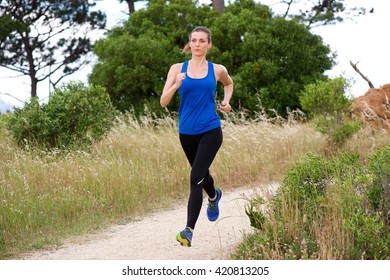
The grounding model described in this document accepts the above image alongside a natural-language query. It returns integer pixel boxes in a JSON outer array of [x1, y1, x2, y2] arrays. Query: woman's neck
[[190, 56, 207, 67], [187, 56, 208, 78]]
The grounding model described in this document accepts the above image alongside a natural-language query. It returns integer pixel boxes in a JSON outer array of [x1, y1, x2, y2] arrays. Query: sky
[[1, 0, 389, 111]]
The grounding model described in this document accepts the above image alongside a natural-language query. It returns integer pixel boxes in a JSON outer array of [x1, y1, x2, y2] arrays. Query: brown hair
[[182, 26, 212, 53]]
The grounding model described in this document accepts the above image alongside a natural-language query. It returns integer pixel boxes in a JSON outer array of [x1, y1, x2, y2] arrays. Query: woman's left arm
[[215, 64, 233, 112]]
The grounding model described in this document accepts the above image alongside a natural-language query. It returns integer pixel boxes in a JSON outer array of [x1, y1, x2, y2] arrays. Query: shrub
[[330, 120, 361, 145], [299, 77, 350, 120], [7, 81, 117, 150], [278, 153, 328, 211], [299, 77, 361, 148], [238, 147, 390, 259], [366, 146, 390, 225]]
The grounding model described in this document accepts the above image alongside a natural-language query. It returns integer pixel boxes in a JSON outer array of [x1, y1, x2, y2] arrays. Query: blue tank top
[[178, 61, 221, 135]]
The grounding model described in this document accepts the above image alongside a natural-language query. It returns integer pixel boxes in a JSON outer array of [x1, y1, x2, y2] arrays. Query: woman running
[[160, 26, 233, 247]]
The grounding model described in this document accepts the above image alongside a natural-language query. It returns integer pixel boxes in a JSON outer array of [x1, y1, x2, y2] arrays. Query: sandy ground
[[21, 184, 275, 260]]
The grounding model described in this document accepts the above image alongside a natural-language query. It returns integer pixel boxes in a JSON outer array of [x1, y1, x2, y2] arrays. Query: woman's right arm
[[160, 63, 185, 107]]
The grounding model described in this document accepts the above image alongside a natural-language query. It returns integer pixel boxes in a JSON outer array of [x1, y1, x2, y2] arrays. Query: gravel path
[[21, 184, 275, 260]]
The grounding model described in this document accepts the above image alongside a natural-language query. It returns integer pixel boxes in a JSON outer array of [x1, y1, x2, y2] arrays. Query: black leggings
[[179, 127, 223, 229]]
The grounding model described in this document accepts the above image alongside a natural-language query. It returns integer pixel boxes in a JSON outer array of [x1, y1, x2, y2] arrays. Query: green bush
[[345, 208, 389, 259], [366, 146, 390, 225], [238, 147, 390, 259], [313, 118, 361, 146], [299, 77, 361, 148], [330, 120, 361, 145], [279, 153, 329, 209], [7, 81, 117, 150], [300, 77, 350, 120]]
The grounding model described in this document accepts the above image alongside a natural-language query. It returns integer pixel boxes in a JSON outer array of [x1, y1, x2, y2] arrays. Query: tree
[[119, 0, 145, 14], [90, 0, 216, 115], [273, 0, 372, 28], [0, 0, 106, 98], [90, 0, 334, 117], [211, 0, 224, 14], [209, 0, 334, 116]]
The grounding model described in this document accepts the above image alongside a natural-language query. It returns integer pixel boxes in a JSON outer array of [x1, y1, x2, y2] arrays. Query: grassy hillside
[[1, 113, 389, 259]]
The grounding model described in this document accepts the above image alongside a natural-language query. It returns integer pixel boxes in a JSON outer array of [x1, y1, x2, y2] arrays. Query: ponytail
[[182, 43, 191, 53]]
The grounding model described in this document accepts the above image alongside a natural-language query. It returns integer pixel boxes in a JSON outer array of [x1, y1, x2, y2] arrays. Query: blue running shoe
[[207, 188, 222, 221], [176, 227, 193, 247]]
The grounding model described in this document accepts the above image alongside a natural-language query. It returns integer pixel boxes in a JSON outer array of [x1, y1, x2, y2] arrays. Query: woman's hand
[[175, 72, 186, 88], [219, 100, 232, 113]]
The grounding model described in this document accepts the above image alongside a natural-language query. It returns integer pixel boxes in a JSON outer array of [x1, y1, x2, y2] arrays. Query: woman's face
[[189, 31, 211, 56]]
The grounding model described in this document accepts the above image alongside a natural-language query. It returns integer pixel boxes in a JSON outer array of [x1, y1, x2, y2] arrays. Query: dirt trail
[[21, 185, 275, 260]]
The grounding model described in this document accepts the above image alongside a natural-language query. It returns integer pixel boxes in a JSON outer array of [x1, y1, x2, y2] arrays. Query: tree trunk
[[126, 0, 135, 14], [23, 36, 37, 98], [30, 75, 37, 98], [212, 0, 224, 14]]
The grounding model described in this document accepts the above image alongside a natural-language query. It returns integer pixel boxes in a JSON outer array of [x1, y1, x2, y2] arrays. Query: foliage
[[90, 0, 214, 116], [300, 77, 350, 120], [90, 0, 334, 117], [330, 119, 361, 144], [0, 0, 106, 97], [277, 153, 328, 208], [90, 32, 176, 115], [282, 0, 372, 29], [366, 146, 390, 225], [6, 82, 116, 150], [300, 77, 361, 147], [239, 148, 390, 260], [245, 197, 266, 230], [0, 14, 28, 40], [211, 1, 334, 117]]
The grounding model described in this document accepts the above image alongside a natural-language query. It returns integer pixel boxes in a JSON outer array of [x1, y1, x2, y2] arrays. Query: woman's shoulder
[[212, 63, 228, 74], [169, 62, 185, 72]]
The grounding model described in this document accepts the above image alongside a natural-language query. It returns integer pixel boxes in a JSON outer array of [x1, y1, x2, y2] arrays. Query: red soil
[[350, 84, 390, 132]]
